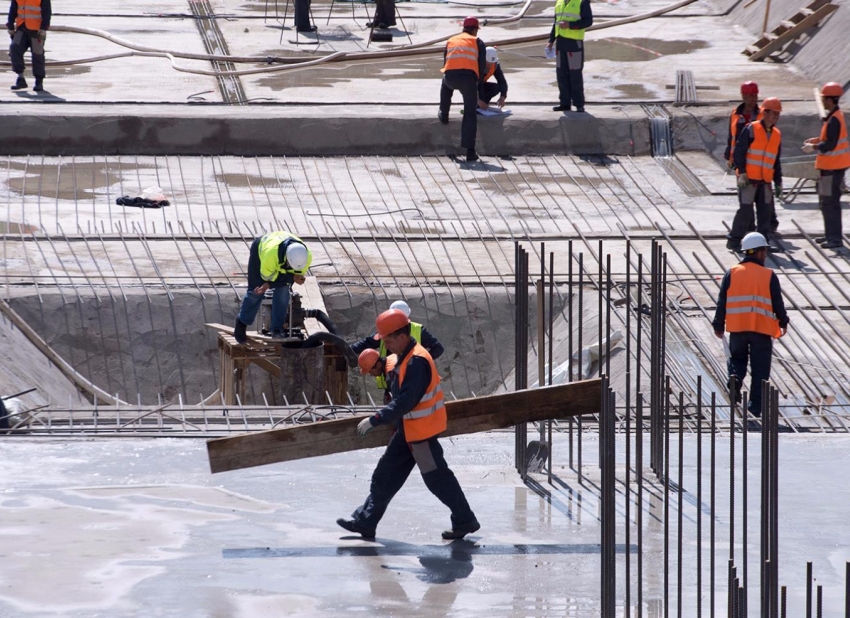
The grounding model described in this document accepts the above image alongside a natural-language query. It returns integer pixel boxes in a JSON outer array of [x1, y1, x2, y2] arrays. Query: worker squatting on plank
[[337, 309, 480, 540], [232, 231, 312, 344], [7, 0, 50, 92], [712, 232, 790, 419]]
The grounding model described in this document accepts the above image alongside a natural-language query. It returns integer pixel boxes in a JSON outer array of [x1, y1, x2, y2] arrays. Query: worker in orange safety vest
[[357, 348, 397, 404], [728, 97, 783, 252], [338, 309, 479, 541], [712, 232, 789, 418], [438, 16, 487, 162], [7, 0, 51, 92], [803, 82, 850, 250]]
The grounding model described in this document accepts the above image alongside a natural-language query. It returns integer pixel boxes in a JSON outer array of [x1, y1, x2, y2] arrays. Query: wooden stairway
[[744, 0, 837, 61]]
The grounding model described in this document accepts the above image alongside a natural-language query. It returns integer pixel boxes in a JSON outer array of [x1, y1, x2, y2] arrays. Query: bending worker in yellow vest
[[803, 82, 850, 250], [728, 97, 783, 253], [7, 0, 50, 92], [338, 309, 479, 540], [545, 0, 592, 113], [712, 233, 789, 418], [438, 16, 487, 162], [233, 231, 312, 344]]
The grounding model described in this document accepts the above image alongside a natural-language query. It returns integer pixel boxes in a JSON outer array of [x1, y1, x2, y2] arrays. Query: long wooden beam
[[207, 378, 602, 473]]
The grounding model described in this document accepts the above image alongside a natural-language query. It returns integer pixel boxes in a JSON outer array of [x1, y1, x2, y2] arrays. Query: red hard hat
[[762, 97, 782, 112], [821, 82, 843, 97], [373, 309, 410, 340], [358, 349, 380, 375], [462, 16, 480, 28], [741, 81, 759, 95]]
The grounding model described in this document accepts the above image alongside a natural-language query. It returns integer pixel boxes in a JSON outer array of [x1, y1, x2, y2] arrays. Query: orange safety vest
[[815, 109, 850, 171], [483, 63, 496, 82], [725, 262, 781, 338], [15, 0, 42, 30], [744, 121, 781, 183], [728, 106, 763, 165], [442, 33, 480, 77], [396, 343, 447, 442]]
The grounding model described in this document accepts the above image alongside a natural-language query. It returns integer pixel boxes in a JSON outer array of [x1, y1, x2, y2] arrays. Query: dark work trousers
[[439, 71, 479, 151], [729, 181, 773, 242], [9, 28, 45, 79], [236, 238, 291, 332], [728, 331, 773, 417], [350, 430, 478, 533], [373, 0, 396, 26], [294, 0, 312, 30], [480, 81, 501, 104], [555, 37, 584, 109], [819, 168, 847, 243]]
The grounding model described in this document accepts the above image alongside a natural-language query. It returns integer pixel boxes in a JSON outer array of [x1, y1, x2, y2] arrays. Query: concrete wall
[[0, 107, 651, 157]]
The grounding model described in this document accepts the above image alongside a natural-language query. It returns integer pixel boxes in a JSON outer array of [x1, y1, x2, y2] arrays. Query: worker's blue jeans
[[728, 331, 773, 417], [349, 430, 478, 533], [236, 238, 291, 332]]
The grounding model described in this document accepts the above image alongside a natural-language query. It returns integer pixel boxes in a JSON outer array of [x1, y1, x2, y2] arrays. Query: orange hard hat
[[373, 309, 410, 339], [821, 82, 843, 97], [740, 81, 759, 95], [762, 97, 782, 112], [358, 349, 380, 375]]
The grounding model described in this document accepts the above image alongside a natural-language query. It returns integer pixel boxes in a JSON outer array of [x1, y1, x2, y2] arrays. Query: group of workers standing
[[439, 0, 591, 160]]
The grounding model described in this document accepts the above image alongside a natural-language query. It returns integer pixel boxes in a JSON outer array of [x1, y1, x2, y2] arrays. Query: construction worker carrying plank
[[233, 231, 312, 344], [351, 300, 443, 390], [728, 97, 784, 253], [712, 232, 789, 418], [338, 309, 479, 540], [803, 82, 850, 250], [358, 348, 397, 404]]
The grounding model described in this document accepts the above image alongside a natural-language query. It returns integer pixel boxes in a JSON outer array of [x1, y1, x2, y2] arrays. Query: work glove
[[801, 143, 815, 154], [37, 29, 46, 42], [736, 175, 748, 189], [357, 417, 375, 437], [773, 183, 782, 199]]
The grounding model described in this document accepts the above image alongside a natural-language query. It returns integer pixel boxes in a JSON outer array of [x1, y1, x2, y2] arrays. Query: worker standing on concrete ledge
[[478, 47, 508, 110], [712, 232, 789, 418], [546, 0, 592, 113], [233, 231, 312, 344], [351, 299, 444, 392], [728, 97, 783, 253], [7, 0, 50, 92], [803, 82, 850, 250], [358, 349, 397, 403], [338, 309, 479, 540], [438, 16, 487, 162]]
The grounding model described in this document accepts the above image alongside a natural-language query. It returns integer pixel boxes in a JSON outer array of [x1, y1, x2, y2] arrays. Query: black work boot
[[441, 520, 480, 540], [33, 78, 43, 92], [10, 74, 27, 90], [466, 149, 479, 162], [336, 518, 376, 539], [233, 319, 247, 344]]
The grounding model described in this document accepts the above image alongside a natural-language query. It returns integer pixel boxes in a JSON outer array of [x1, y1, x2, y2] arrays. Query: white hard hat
[[485, 46, 498, 64], [389, 300, 411, 317], [741, 232, 768, 252], [285, 243, 309, 270]]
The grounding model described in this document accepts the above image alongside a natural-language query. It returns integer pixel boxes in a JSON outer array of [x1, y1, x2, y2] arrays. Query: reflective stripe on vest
[[554, 0, 585, 40], [728, 106, 763, 165], [257, 231, 311, 282], [16, 0, 42, 30], [442, 34, 480, 76], [376, 322, 422, 390], [397, 343, 447, 442], [744, 121, 781, 183], [816, 110, 850, 171], [725, 262, 780, 338]]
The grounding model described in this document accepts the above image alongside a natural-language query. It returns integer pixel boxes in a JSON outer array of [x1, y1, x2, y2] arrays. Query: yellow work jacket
[[257, 231, 312, 282], [554, 0, 584, 40], [397, 343, 447, 442], [442, 33, 480, 76], [377, 322, 421, 389], [725, 262, 780, 338], [744, 121, 781, 183], [816, 109, 850, 171]]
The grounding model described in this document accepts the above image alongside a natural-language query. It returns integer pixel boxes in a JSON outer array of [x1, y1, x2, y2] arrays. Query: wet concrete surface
[[1, 433, 848, 616]]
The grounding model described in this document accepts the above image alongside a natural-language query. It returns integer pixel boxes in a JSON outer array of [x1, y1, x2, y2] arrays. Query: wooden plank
[[206, 378, 602, 473], [747, 4, 836, 61], [206, 322, 301, 343]]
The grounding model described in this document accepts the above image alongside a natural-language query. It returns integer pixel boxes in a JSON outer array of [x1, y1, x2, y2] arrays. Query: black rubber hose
[[302, 309, 339, 335], [299, 332, 358, 368]]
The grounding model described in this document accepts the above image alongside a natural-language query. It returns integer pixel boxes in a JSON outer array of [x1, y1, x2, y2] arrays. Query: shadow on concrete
[[14, 89, 66, 102]]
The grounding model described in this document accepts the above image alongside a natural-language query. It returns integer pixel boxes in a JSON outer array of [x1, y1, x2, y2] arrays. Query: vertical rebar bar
[[578, 252, 584, 484], [807, 562, 814, 618], [548, 251, 554, 484], [817, 585, 823, 618], [665, 376, 671, 618], [637, 391, 644, 618], [677, 391, 684, 618], [711, 392, 717, 618], [568, 241, 574, 469], [697, 375, 703, 618], [625, 241, 632, 618], [781, 585, 787, 618]]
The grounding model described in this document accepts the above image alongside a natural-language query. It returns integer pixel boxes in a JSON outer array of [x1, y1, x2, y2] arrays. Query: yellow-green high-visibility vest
[[554, 0, 584, 40]]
